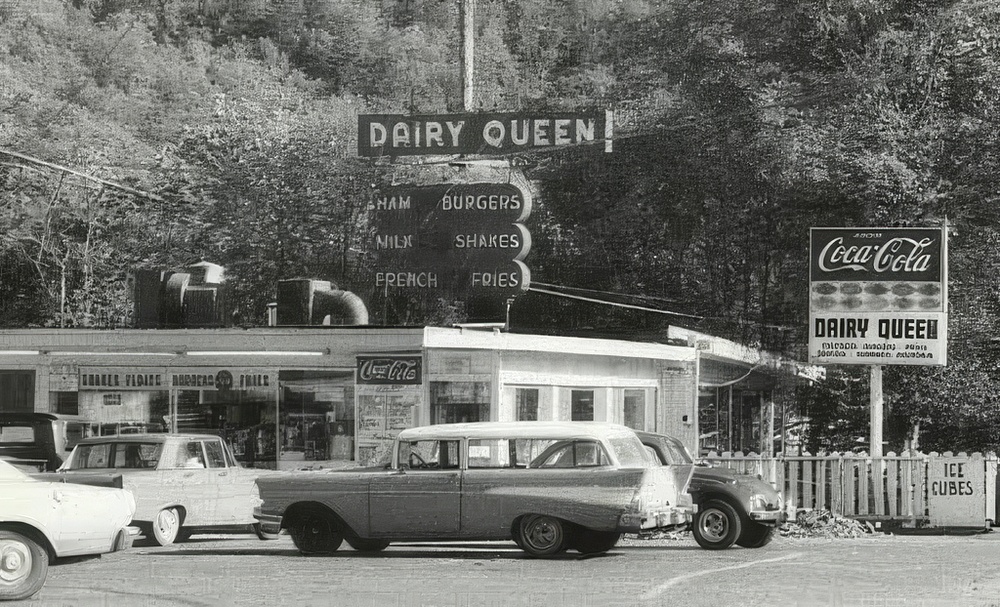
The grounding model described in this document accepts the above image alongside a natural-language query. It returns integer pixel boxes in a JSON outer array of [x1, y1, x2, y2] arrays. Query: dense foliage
[[2, 0, 1000, 452]]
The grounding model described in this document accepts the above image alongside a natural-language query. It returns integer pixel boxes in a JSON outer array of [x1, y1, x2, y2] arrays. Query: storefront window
[[0, 371, 35, 412], [431, 382, 489, 424], [623, 389, 645, 430], [278, 370, 354, 468], [78, 368, 170, 442], [516, 388, 539, 421], [571, 390, 594, 421], [51, 391, 79, 415], [698, 391, 717, 455]]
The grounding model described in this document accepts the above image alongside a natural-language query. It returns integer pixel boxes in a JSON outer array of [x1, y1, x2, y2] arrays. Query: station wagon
[[254, 421, 694, 557]]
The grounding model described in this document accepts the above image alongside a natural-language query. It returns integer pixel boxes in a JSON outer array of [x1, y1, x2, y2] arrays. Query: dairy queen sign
[[809, 227, 948, 366], [356, 355, 422, 385]]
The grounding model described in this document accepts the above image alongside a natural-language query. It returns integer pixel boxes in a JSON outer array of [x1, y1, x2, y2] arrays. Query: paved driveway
[[27, 531, 1000, 606]]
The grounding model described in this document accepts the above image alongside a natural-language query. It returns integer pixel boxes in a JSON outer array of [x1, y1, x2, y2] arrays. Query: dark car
[[634, 430, 786, 549], [0, 412, 91, 472]]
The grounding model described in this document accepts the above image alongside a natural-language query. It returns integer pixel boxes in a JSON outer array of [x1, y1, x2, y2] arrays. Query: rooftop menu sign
[[358, 111, 613, 156], [369, 183, 532, 297], [808, 227, 948, 366]]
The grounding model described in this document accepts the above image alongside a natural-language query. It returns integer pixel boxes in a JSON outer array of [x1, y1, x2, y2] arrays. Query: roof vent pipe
[[275, 279, 369, 326]]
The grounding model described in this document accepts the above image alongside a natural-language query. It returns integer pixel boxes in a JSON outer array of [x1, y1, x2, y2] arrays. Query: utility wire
[[530, 280, 681, 305], [526, 285, 703, 319], [0, 148, 164, 202]]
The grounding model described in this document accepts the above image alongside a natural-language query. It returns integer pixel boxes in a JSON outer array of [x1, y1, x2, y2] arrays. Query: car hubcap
[[0, 540, 31, 585], [525, 519, 557, 549], [700, 509, 728, 541], [158, 510, 178, 537], [298, 516, 329, 552]]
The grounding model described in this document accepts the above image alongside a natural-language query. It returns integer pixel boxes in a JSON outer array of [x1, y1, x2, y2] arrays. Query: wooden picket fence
[[702, 450, 997, 523]]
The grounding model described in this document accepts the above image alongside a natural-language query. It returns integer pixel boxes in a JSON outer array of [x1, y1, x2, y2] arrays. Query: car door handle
[[218, 471, 228, 477]]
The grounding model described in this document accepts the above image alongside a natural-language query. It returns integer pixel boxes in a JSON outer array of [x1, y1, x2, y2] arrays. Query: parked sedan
[[37, 434, 269, 545], [635, 430, 786, 549], [0, 459, 137, 601], [255, 422, 693, 557]]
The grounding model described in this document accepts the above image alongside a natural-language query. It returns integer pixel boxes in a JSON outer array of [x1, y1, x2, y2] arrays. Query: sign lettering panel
[[358, 111, 612, 156]]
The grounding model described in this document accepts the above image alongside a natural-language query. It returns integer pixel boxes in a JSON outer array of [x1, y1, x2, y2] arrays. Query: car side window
[[113, 443, 161, 469], [174, 441, 207, 469], [514, 439, 558, 467], [72, 443, 112, 469], [203, 441, 227, 468], [468, 439, 512, 469], [533, 440, 609, 468], [403, 440, 459, 470]]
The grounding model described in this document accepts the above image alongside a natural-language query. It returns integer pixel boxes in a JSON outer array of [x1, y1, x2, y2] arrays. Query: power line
[[526, 286, 703, 319], [530, 280, 681, 305]]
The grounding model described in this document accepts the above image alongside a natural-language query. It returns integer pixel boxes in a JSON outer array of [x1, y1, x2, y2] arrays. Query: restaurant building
[[0, 325, 807, 467]]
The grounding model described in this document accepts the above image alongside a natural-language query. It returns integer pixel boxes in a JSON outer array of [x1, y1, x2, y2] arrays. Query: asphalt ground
[[24, 530, 1000, 607]]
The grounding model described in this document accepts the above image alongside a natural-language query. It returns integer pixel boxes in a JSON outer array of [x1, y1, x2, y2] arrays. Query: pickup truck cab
[[255, 421, 694, 557], [0, 412, 90, 472]]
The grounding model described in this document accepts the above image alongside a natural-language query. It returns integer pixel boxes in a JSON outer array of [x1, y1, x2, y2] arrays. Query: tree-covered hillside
[[3, 0, 1000, 452]]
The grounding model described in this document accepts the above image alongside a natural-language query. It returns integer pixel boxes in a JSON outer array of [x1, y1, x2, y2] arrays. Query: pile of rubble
[[626, 509, 878, 543], [779, 509, 875, 538], [629, 528, 689, 541]]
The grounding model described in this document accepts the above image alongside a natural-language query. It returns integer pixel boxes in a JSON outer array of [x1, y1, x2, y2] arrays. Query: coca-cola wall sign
[[809, 227, 948, 366], [356, 355, 423, 385]]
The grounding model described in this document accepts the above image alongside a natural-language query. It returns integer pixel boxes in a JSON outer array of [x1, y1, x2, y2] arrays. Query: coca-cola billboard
[[810, 228, 943, 282], [809, 227, 948, 367], [356, 355, 422, 385]]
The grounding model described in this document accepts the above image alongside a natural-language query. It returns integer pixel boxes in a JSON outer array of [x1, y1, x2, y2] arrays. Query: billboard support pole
[[461, 0, 475, 111], [870, 364, 883, 458]]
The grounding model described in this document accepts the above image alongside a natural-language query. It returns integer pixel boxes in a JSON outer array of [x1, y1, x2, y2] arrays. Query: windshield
[[661, 436, 694, 464], [608, 435, 652, 468], [0, 423, 38, 444]]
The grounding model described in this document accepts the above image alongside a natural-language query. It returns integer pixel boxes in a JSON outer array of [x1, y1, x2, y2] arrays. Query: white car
[[45, 434, 269, 545], [0, 459, 138, 601]]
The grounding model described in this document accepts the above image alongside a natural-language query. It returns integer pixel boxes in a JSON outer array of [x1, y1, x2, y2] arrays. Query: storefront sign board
[[808, 227, 948, 366], [927, 454, 989, 527], [358, 111, 613, 156], [79, 367, 168, 390], [78, 367, 276, 391], [356, 355, 422, 385]]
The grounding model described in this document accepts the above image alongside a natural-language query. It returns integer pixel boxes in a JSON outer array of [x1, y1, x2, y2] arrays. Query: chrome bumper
[[253, 507, 283, 535], [114, 526, 142, 551], [749, 509, 787, 524], [619, 506, 693, 532]]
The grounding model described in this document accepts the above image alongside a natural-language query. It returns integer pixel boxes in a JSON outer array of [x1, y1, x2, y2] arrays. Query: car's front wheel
[[0, 529, 49, 601], [736, 522, 776, 548], [288, 509, 344, 555], [517, 515, 566, 557], [692, 499, 742, 550], [151, 508, 181, 546]]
